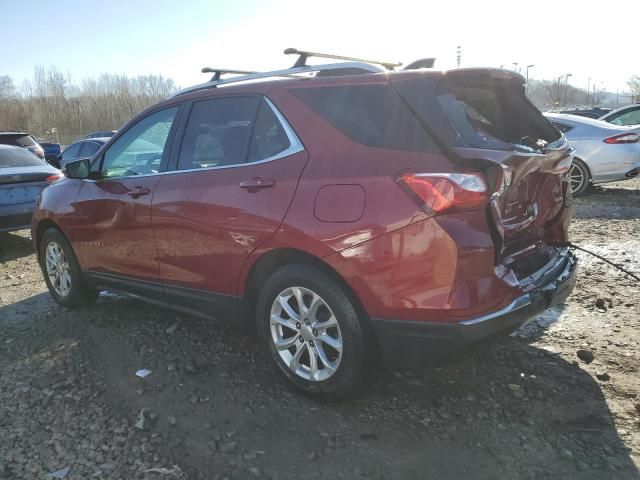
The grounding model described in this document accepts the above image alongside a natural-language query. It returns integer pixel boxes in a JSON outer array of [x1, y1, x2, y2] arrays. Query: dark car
[[32, 57, 577, 399], [40, 142, 62, 162], [599, 104, 640, 126], [0, 145, 61, 233], [84, 131, 116, 139], [0, 132, 45, 160], [54, 138, 109, 169]]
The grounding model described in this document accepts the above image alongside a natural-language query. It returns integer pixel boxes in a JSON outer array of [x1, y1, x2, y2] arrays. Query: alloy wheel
[[569, 162, 586, 195], [45, 241, 72, 297], [270, 286, 343, 382]]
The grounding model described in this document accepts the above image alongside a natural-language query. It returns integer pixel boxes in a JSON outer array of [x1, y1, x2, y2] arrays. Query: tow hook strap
[[555, 242, 640, 282]]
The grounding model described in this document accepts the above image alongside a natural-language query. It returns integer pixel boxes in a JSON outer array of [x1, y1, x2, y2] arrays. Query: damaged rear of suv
[[368, 68, 578, 365]]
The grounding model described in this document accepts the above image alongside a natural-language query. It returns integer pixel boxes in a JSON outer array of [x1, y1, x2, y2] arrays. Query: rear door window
[[292, 84, 436, 152], [247, 100, 290, 162], [61, 142, 82, 162], [79, 141, 102, 158], [608, 108, 640, 126], [177, 96, 261, 170]]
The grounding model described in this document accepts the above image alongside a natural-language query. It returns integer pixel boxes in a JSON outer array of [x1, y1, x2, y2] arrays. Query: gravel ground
[[1, 178, 639, 480]]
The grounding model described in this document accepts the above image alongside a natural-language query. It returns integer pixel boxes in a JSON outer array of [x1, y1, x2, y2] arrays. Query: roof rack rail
[[172, 61, 384, 97], [201, 68, 257, 82], [284, 47, 401, 71]]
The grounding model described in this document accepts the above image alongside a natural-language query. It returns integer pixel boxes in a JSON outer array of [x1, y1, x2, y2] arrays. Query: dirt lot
[[1, 179, 639, 480]]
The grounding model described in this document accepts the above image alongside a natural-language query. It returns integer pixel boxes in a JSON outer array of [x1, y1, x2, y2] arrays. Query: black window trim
[[165, 94, 304, 175]]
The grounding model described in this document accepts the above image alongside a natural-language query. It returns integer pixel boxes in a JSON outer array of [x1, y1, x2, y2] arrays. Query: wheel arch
[[241, 247, 375, 341], [35, 219, 67, 260], [572, 156, 592, 179]]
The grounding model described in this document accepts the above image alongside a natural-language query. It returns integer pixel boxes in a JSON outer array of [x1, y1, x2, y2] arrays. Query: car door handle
[[127, 186, 151, 198], [239, 177, 276, 191]]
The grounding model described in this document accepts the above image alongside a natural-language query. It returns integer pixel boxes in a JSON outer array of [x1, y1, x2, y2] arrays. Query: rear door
[[152, 95, 307, 314], [70, 106, 180, 297]]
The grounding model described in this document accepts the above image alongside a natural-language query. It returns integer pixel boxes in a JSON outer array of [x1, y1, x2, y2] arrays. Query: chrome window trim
[[85, 97, 304, 182]]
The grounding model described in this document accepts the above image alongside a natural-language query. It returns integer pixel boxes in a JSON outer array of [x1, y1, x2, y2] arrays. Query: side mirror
[[64, 158, 91, 179]]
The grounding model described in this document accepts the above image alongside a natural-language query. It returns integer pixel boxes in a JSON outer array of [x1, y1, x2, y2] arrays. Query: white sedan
[[545, 113, 640, 195]]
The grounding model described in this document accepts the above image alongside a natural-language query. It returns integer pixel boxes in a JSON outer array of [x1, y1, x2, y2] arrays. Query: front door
[[151, 96, 308, 314], [70, 106, 180, 298]]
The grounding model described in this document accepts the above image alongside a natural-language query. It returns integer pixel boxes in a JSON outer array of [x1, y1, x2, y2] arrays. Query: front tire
[[256, 264, 368, 400], [569, 158, 590, 196], [39, 228, 97, 308]]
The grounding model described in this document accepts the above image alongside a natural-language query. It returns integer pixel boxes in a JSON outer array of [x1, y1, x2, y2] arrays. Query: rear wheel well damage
[[241, 248, 376, 344]]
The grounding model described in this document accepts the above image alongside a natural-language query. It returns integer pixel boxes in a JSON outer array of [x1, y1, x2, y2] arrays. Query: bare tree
[[628, 75, 640, 102], [1, 66, 175, 144]]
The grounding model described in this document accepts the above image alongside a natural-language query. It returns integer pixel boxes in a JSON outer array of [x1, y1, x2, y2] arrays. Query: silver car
[[545, 113, 640, 195]]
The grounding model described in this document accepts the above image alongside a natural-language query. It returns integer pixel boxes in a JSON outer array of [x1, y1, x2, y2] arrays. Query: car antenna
[[201, 68, 257, 82], [283, 48, 401, 71]]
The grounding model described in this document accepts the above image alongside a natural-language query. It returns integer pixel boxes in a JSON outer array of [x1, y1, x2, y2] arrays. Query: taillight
[[46, 174, 62, 184], [603, 132, 639, 144], [34, 147, 45, 158], [396, 172, 489, 215]]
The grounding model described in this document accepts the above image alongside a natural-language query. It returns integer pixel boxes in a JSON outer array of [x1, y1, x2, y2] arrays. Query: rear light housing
[[46, 174, 62, 184], [603, 132, 639, 144], [396, 172, 489, 216], [34, 147, 45, 158]]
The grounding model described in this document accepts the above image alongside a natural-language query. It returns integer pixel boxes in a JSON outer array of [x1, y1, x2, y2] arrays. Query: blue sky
[[1, 0, 637, 93]]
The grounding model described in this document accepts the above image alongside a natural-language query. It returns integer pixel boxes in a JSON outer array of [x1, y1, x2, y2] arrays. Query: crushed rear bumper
[[371, 248, 578, 367]]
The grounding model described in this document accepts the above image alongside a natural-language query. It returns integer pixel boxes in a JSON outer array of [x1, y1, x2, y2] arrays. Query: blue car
[[40, 142, 62, 163]]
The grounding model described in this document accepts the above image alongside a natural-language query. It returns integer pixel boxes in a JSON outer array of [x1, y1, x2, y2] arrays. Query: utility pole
[[563, 73, 572, 106], [456, 46, 462, 68], [587, 78, 591, 106]]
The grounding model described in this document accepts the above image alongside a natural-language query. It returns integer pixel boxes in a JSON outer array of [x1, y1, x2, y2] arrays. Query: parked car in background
[[32, 63, 577, 399], [599, 104, 640, 126], [0, 145, 61, 233], [552, 107, 612, 119], [53, 138, 109, 169], [84, 130, 116, 139], [0, 132, 45, 160], [545, 113, 640, 195], [40, 142, 62, 163]]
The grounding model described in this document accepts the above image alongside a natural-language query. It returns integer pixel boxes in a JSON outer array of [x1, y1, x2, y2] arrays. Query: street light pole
[[456, 46, 462, 68], [563, 73, 573, 106], [587, 77, 591, 106], [526, 64, 535, 84]]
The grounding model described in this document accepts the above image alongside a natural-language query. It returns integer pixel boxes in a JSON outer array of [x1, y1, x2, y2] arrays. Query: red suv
[[32, 59, 577, 399]]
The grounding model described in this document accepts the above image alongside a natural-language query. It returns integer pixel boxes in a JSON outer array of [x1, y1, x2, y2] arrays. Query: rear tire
[[569, 158, 590, 196], [39, 228, 97, 308], [256, 264, 368, 401]]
